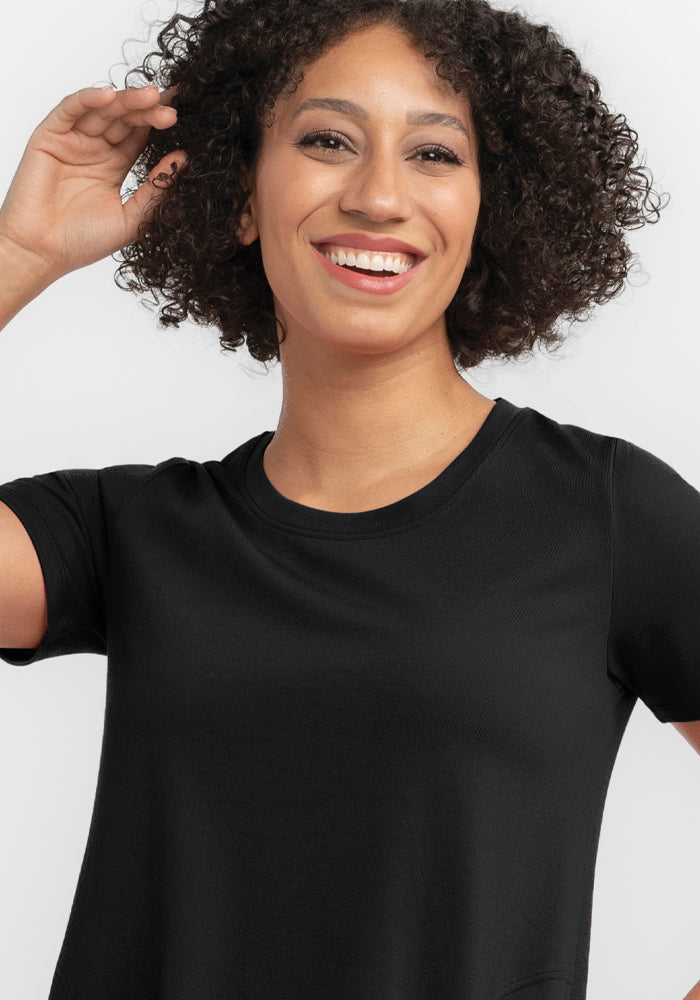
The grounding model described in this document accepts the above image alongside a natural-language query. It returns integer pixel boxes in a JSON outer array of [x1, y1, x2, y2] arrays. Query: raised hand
[[0, 84, 188, 283]]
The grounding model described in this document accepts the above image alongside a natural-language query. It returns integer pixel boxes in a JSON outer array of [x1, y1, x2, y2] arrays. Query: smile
[[311, 243, 424, 296], [317, 243, 416, 275]]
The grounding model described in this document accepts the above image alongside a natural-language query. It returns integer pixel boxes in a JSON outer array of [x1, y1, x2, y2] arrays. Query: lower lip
[[311, 245, 424, 295]]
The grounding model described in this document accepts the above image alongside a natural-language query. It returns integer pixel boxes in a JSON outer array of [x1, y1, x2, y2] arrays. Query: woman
[[0, 0, 698, 997]]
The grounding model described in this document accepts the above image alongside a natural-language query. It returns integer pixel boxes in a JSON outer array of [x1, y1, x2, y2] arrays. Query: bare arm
[[671, 720, 700, 755], [670, 720, 700, 1000], [0, 83, 188, 334], [0, 83, 188, 645], [0, 500, 47, 649]]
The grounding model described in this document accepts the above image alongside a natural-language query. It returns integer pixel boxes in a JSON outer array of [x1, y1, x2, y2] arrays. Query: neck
[[262, 329, 494, 505]]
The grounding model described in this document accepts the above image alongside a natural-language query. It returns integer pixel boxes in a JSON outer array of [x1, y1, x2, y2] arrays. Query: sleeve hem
[[646, 702, 700, 724], [0, 484, 68, 655]]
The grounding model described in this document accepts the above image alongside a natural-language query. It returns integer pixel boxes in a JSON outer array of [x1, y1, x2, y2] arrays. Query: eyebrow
[[291, 97, 472, 147]]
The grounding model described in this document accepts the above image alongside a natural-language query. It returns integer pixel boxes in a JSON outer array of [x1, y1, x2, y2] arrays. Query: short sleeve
[[0, 462, 164, 667], [607, 437, 700, 723]]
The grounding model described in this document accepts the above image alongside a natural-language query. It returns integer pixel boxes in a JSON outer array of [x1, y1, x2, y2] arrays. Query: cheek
[[411, 174, 480, 238], [446, 188, 481, 260], [442, 180, 480, 225], [255, 167, 318, 263], [254, 166, 334, 301]]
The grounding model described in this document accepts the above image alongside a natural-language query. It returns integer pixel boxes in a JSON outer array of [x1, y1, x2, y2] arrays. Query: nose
[[337, 144, 413, 223]]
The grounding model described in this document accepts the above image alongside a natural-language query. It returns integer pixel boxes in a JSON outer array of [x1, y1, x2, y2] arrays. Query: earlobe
[[236, 204, 259, 246]]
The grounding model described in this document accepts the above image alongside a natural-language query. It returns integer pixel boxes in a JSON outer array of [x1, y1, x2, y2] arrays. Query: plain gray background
[[1, 1, 699, 996]]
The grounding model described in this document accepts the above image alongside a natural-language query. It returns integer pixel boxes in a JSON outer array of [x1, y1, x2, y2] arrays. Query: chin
[[315, 324, 418, 355]]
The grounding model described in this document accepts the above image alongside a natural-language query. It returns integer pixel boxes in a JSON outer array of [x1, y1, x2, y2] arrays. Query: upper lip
[[312, 232, 427, 260]]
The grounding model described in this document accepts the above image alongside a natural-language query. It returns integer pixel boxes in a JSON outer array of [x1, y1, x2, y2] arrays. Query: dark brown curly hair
[[113, 0, 668, 371]]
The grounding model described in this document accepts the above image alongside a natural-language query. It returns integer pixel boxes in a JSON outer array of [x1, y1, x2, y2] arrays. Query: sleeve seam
[[113, 458, 190, 528]]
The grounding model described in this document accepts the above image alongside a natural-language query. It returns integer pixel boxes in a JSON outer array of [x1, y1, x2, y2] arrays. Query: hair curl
[[114, 0, 669, 371]]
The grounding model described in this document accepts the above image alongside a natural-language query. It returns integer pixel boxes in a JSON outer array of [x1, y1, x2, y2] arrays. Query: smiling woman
[[0, 1, 698, 999], [230, 22, 482, 393], [114, 0, 664, 372]]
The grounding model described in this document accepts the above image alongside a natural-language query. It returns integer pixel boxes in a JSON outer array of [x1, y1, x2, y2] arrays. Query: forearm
[[0, 233, 57, 332], [682, 977, 700, 1000]]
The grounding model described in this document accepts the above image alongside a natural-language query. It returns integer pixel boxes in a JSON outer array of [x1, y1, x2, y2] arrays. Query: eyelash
[[295, 129, 464, 166]]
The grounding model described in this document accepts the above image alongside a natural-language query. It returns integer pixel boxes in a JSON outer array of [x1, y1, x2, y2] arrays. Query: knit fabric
[[2, 396, 699, 999]]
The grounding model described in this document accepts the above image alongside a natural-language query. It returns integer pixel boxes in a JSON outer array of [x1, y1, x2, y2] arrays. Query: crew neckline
[[242, 396, 521, 536]]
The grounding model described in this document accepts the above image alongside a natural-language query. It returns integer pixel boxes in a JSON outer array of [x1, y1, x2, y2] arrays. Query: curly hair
[[113, 0, 668, 371]]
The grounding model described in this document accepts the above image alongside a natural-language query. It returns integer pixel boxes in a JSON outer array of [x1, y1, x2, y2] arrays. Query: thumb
[[121, 150, 189, 245]]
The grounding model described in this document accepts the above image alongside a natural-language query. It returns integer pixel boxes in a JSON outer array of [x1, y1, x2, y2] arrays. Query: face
[[238, 23, 481, 361]]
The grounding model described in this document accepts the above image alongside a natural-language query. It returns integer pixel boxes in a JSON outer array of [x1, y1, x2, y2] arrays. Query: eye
[[414, 144, 463, 166], [295, 130, 350, 153], [294, 130, 464, 166]]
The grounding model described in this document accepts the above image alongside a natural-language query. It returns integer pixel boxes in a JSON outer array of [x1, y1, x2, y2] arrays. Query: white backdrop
[[0, 1, 698, 997]]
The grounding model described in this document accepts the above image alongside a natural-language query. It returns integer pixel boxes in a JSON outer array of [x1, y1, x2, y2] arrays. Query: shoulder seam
[[113, 458, 190, 528]]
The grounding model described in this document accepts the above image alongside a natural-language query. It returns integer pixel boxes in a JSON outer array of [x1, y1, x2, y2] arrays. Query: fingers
[[101, 84, 182, 163], [158, 85, 180, 107], [102, 104, 177, 147], [49, 86, 121, 135], [121, 149, 190, 238], [39, 83, 186, 195], [77, 86, 176, 138], [49, 84, 176, 143]]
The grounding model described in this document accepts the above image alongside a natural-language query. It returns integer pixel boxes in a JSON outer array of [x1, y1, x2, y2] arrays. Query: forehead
[[278, 23, 471, 119]]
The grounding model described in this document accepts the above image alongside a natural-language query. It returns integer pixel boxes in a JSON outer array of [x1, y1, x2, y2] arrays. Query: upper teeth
[[320, 244, 416, 274]]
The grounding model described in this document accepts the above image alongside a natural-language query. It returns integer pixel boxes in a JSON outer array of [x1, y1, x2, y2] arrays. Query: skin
[[672, 720, 700, 754], [237, 22, 494, 513]]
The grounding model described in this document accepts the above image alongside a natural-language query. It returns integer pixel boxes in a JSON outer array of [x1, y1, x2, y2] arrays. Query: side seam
[[605, 437, 630, 697], [54, 961, 75, 1000]]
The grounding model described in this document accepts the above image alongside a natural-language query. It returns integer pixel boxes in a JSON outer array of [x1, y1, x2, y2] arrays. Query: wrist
[[0, 225, 60, 288], [0, 232, 59, 331]]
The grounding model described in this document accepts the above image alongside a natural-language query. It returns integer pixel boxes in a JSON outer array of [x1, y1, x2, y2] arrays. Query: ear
[[236, 199, 259, 246], [236, 165, 259, 245]]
